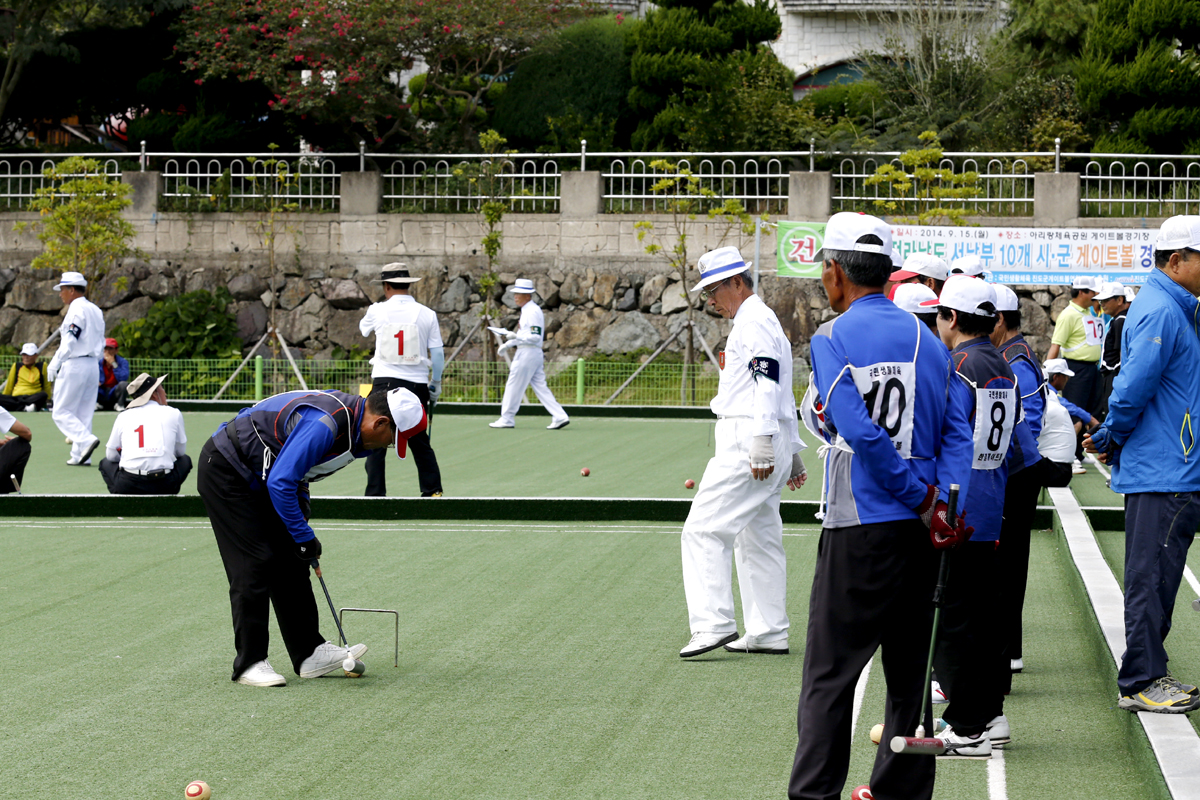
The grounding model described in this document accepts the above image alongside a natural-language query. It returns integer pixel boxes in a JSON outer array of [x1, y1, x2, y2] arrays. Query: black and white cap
[[376, 262, 422, 284], [126, 373, 167, 409]]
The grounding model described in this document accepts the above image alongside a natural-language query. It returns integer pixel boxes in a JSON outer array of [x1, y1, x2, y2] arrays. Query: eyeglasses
[[699, 278, 731, 302]]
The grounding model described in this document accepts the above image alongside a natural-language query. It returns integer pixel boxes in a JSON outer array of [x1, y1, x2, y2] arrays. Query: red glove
[[916, 484, 939, 528], [930, 505, 973, 550]]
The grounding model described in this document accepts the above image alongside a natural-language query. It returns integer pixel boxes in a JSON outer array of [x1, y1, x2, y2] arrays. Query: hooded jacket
[[1091, 268, 1200, 493]]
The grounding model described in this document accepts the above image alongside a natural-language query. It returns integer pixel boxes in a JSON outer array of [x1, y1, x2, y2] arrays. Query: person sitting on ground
[[98, 373, 192, 495], [0, 343, 51, 412], [1043, 358, 1099, 474], [0, 406, 32, 493], [97, 338, 129, 411]]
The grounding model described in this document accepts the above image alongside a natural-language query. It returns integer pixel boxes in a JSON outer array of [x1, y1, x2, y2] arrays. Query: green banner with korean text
[[776, 221, 825, 278]]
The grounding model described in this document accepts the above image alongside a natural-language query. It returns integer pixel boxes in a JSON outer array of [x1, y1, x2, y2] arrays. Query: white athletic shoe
[[1010, 657, 1024, 673], [985, 715, 1010, 746], [236, 660, 286, 687], [546, 418, 570, 430], [1072, 459, 1087, 475], [936, 724, 992, 759], [679, 631, 738, 658], [488, 420, 515, 429], [71, 434, 101, 466], [299, 641, 369, 678], [931, 680, 948, 704], [723, 634, 789, 654], [22, 404, 34, 413]]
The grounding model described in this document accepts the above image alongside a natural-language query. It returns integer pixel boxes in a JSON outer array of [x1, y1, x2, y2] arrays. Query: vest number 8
[[987, 401, 1006, 451]]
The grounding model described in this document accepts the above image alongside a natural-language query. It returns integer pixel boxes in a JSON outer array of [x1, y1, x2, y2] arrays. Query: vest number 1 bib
[[378, 323, 420, 365]]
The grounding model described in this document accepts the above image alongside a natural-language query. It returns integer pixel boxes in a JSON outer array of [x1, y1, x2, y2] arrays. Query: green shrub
[[111, 288, 241, 359]]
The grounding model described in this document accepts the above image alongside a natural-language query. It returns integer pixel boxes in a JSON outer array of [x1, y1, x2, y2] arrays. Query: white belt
[[717, 415, 751, 420], [122, 466, 172, 476]]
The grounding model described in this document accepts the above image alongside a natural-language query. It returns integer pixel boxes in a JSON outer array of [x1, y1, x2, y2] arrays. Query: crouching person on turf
[[200, 387, 427, 687], [678, 246, 806, 659], [98, 374, 192, 495], [1085, 215, 1200, 714], [790, 213, 973, 800], [0, 406, 32, 493]]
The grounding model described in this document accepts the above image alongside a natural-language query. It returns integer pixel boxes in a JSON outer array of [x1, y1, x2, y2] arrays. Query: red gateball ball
[[685, 479, 695, 489], [580, 467, 590, 477]]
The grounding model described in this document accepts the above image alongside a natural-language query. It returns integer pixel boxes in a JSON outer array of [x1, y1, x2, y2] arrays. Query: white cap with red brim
[[892, 282, 938, 314], [1043, 358, 1075, 377], [919, 274, 996, 316], [904, 253, 950, 282], [386, 387, 428, 459]]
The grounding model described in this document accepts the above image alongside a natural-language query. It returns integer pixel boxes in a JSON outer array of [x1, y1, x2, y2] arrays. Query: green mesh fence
[[129, 358, 808, 405]]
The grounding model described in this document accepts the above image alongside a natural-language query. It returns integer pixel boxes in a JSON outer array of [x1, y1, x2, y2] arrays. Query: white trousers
[[681, 417, 791, 642], [52, 357, 98, 458], [498, 347, 568, 424]]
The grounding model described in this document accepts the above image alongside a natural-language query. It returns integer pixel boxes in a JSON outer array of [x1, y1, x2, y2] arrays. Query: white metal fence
[[3, 142, 1200, 217]]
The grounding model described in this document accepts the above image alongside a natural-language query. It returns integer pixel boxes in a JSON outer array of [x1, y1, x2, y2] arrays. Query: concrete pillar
[[1034, 173, 1080, 226], [788, 171, 831, 221], [561, 171, 603, 217], [121, 171, 160, 215], [340, 171, 382, 215]]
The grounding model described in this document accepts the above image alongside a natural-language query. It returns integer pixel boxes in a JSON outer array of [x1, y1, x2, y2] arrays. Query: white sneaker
[[932, 680, 948, 704], [936, 724, 992, 759], [679, 631, 738, 658], [1010, 657, 1024, 673], [299, 641, 369, 678], [488, 420, 514, 429], [1072, 459, 1087, 475], [986, 715, 1010, 746], [236, 660, 286, 687], [22, 404, 34, 413], [723, 634, 789, 654], [546, 418, 570, 430]]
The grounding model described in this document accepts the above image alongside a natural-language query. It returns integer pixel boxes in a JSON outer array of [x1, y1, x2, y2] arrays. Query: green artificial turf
[[0, 514, 1173, 800], [10, 412, 827, 502]]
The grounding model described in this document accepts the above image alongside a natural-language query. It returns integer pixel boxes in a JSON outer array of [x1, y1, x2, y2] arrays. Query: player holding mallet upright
[[790, 213, 973, 800], [678, 246, 805, 658], [199, 386, 427, 687], [1085, 215, 1200, 714], [47, 271, 104, 465], [489, 278, 570, 430]]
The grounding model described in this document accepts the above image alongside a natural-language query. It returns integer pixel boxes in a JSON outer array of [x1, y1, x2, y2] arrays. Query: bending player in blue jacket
[[790, 213, 973, 800]]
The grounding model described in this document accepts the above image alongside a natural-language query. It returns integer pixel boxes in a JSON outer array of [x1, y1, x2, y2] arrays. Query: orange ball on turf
[[685, 479, 695, 489], [581, 467, 590, 477]]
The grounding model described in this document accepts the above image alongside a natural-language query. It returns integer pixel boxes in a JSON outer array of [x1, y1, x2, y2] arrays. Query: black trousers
[[790, 520, 937, 800], [0, 437, 31, 493], [197, 438, 325, 679], [98, 455, 193, 495], [363, 377, 442, 497], [1098, 371, 1117, 421], [1063, 359, 1099, 458], [998, 466, 1043, 691], [933, 540, 1007, 735], [0, 392, 48, 411], [97, 382, 128, 410]]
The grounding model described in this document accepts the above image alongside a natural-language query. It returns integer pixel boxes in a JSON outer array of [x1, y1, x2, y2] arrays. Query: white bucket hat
[[375, 262, 422, 284], [511, 279, 535, 294], [53, 271, 87, 290], [691, 246, 751, 293]]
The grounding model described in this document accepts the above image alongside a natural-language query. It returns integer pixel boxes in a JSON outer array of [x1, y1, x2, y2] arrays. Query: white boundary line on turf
[[1049, 486, 1200, 800], [987, 749, 1008, 800]]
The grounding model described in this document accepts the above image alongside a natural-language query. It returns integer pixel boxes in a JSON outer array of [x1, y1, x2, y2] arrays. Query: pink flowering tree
[[177, 0, 594, 150]]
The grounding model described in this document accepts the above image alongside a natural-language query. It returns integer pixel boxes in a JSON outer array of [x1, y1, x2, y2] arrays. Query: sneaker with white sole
[[1072, 459, 1087, 475], [299, 641, 369, 678], [68, 435, 101, 466], [1119, 676, 1200, 713], [679, 631, 738, 658], [931, 680, 948, 704], [985, 715, 1010, 746], [488, 420, 514, 429], [723, 634, 789, 654], [936, 724, 992, 759], [1011, 657, 1024, 673], [236, 660, 286, 687], [22, 404, 34, 413], [546, 418, 570, 430]]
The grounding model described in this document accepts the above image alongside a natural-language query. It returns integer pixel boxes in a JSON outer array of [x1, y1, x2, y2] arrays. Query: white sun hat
[[691, 246, 751, 293]]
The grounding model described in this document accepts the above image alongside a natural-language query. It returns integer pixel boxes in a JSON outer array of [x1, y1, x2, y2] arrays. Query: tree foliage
[[625, 0, 786, 150], [1077, 0, 1200, 153], [111, 288, 241, 358], [177, 0, 592, 151], [864, 131, 981, 225], [14, 157, 137, 282]]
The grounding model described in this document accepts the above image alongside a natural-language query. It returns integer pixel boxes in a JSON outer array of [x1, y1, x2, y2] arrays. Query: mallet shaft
[[889, 736, 946, 755]]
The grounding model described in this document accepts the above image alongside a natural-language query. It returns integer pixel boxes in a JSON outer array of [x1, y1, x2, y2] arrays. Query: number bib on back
[[377, 323, 420, 365], [848, 362, 917, 458], [970, 385, 1017, 470], [121, 419, 165, 458]]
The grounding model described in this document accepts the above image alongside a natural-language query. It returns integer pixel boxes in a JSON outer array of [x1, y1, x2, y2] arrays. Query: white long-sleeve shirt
[[511, 302, 546, 348], [710, 294, 802, 450], [50, 296, 105, 369]]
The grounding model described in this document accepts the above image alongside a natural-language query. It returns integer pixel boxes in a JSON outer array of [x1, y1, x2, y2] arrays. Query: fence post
[[575, 358, 585, 405], [255, 355, 263, 401]]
